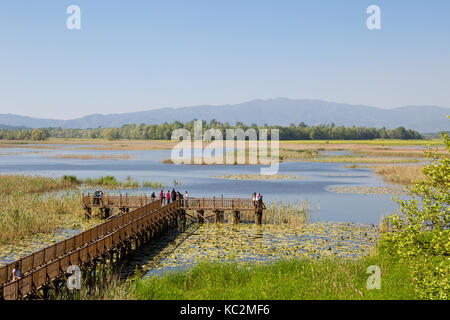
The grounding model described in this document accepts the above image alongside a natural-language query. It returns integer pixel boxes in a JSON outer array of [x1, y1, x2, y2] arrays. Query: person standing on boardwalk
[[94, 189, 100, 205], [11, 262, 21, 281], [256, 192, 261, 208], [171, 188, 177, 202], [184, 191, 189, 207], [159, 189, 164, 205], [150, 192, 156, 200], [167, 190, 171, 204], [252, 192, 257, 208]]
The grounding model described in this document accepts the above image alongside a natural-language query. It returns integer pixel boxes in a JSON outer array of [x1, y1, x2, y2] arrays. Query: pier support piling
[[232, 210, 241, 224]]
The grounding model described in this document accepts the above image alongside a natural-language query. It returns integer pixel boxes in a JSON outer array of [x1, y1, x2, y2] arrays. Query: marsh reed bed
[[0, 174, 78, 195], [0, 175, 97, 244], [81, 175, 166, 189], [263, 201, 311, 225], [0, 191, 89, 243], [369, 165, 425, 185], [0, 174, 167, 244]]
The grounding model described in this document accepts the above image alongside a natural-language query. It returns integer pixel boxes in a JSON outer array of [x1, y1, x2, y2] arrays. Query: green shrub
[[382, 132, 449, 299], [61, 175, 80, 184]]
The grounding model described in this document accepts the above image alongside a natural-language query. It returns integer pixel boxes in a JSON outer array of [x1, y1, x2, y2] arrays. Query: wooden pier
[[0, 195, 265, 300]]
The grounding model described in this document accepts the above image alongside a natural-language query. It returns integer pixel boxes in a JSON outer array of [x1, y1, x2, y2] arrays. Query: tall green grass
[[83, 175, 167, 189], [120, 249, 417, 300], [264, 201, 310, 226], [0, 192, 88, 243], [0, 175, 94, 243]]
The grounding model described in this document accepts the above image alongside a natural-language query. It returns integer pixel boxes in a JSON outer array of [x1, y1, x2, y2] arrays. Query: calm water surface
[[0, 145, 402, 224]]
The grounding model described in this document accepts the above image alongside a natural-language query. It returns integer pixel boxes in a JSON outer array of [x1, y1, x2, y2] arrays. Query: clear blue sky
[[0, 0, 449, 119]]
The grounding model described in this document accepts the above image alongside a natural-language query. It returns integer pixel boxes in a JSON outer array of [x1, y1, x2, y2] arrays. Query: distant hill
[[0, 98, 448, 132], [0, 123, 28, 130]]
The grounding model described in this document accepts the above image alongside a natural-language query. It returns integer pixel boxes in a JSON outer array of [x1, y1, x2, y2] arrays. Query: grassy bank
[[47, 154, 132, 160], [306, 156, 420, 164], [114, 249, 417, 300], [80, 175, 167, 189], [213, 174, 303, 181], [164, 152, 421, 165], [284, 139, 443, 146], [0, 138, 177, 151], [0, 138, 443, 152]]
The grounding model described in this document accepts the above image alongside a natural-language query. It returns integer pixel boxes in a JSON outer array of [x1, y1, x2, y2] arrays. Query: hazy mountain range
[[0, 98, 448, 132]]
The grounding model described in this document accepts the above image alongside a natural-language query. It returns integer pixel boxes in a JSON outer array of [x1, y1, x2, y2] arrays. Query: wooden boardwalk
[[82, 195, 264, 211], [82, 194, 154, 209], [1, 196, 265, 300]]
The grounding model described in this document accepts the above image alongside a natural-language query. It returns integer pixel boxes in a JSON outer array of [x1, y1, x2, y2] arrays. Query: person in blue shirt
[[11, 262, 21, 281]]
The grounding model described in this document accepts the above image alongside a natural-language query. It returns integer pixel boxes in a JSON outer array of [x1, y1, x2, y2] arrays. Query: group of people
[[252, 192, 263, 208], [93, 189, 104, 205], [150, 189, 190, 206]]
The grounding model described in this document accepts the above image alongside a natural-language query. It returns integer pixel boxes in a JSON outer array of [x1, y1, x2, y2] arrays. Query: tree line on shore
[[0, 120, 423, 141]]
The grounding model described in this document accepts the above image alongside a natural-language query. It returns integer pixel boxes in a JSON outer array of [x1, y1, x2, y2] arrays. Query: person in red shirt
[[166, 190, 171, 204], [159, 189, 164, 205]]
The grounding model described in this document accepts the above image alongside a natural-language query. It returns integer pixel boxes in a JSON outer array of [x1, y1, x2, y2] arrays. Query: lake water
[[0, 145, 402, 225]]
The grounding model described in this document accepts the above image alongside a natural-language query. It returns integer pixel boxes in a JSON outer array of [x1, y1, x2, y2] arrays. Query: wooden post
[[232, 210, 240, 224], [215, 211, 224, 223], [85, 207, 92, 220], [255, 210, 263, 225], [197, 210, 204, 224], [181, 209, 186, 231]]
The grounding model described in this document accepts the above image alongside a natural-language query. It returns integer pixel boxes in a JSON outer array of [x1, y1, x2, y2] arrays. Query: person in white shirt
[[184, 191, 189, 207]]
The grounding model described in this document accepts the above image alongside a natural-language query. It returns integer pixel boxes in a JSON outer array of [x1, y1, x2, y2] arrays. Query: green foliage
[[103, 128, 120, 141], [0, 121, 424, 141], [31, 128, 49, 141], [81, 175, 166, 189], [84, 175, 120, 187], [382, 132, 450, 299], [142, 180, 167, 188], [61, 175, 81, 184]]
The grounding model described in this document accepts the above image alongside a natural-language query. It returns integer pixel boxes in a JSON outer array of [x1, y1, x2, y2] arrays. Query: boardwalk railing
[[82, 195, 154, 208], [183, 197, 265, 211], [82, 195, 265, 211], [0, 200, 182, 300]]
